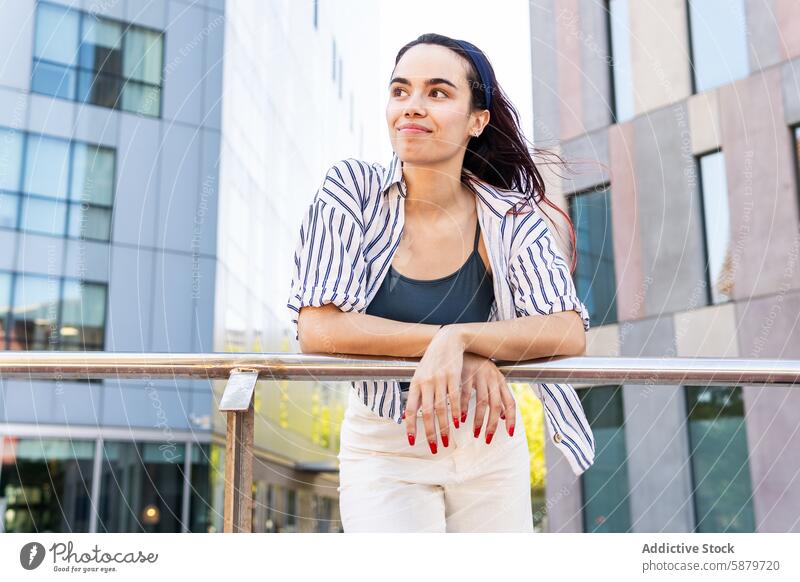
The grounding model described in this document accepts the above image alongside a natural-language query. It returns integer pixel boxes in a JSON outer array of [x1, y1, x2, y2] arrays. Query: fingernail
[[429, 440, 438, 454], [473, 427, 480, 438], [508, 425, 515, 437], [407, 433, 415, 446], [486, 432, 494, 444], [453, 416, 459, 428], [500, 412, 505, 420], [442, 434, 449, 447], [461, 412, 467, 423], [401, 410, 406, 420]]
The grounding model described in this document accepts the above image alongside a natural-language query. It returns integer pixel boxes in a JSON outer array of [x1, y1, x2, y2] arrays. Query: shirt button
[[553, 432, 562, 444]]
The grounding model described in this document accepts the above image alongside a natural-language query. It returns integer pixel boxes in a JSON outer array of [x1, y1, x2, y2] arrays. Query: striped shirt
[[287, 153, 595, 475]]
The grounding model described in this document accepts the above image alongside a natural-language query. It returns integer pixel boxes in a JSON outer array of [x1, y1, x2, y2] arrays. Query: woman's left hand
[[403, 325, 465, 454]]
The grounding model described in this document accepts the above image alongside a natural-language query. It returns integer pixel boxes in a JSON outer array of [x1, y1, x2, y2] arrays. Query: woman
[[287, 33, 594, 532]]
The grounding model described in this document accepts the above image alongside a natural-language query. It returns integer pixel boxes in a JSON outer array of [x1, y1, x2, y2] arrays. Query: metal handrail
[[1, 352, 799, 384], [2, 351, 799, 532]]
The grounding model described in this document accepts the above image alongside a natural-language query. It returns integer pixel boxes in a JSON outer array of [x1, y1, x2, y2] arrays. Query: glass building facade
[[0, 0, 374, 533], [1, 438, 340, 533]]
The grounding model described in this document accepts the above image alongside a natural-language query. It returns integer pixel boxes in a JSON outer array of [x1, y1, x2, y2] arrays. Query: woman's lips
[[398, 127, 431, 134]]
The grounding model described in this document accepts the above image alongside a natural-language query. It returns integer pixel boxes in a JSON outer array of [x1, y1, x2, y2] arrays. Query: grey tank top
[[365, 216, 495, 391]]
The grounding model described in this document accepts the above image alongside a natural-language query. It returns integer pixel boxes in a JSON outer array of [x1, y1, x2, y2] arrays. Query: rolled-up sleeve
[[508, 223, 590, 332], [286, 164, 368, 342]]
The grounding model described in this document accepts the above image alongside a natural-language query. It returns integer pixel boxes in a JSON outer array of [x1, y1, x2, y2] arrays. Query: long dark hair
[[393, 33, 579, 273]]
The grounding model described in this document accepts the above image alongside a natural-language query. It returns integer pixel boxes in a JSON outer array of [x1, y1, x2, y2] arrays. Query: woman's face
[[386, 43, 487, 166]]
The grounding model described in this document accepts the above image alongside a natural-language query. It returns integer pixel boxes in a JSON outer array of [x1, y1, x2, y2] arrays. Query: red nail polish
[[500, 412, 505, 420], [429, 440, 438, 454], [508, 425, 515, 437], [407, 433, 415, 446], [401, 410, 406, 420], [461, 412, 467, 423], [453, 416, 459, 428], [442, 434, 449, 447], [473, 427, 480, 438], [486, 432, 494, 444]]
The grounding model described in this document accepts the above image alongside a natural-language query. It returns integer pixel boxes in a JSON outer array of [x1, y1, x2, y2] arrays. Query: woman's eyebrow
[[389, 76, 458, 89]]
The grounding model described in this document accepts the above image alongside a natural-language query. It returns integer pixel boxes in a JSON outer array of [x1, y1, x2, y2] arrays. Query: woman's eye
[[391, 87, 448, 98]]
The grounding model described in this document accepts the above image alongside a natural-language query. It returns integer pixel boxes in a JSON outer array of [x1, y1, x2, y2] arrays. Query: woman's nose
[[403, 91, 426, 114]]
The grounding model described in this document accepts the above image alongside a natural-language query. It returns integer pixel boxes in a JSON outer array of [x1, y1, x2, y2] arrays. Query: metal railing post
[[219, 368, 259, 533]]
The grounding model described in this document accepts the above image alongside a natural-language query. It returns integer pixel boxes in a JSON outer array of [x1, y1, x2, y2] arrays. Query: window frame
[[792, 125, 800, 217], [567, 182, 618, 327], [0, 126, 117, 243], [683, 384, 755, 532], [1, 268, 109, 353], [695, 147, 731, 306], [30, 0, 165, 118], [684, 0, 750, 95]]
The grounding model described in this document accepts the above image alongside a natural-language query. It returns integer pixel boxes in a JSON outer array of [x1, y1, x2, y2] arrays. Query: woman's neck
[[402, 160, 472, 218]]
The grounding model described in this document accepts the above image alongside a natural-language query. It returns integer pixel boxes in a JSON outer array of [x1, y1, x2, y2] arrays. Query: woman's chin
[[393, 143, 435, 160]]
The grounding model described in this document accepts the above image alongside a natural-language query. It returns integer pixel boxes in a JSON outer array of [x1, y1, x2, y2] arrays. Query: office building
[[530, 0, 800, 533]]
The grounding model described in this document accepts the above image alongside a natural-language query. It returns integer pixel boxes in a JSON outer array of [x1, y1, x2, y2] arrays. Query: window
[[1, 437, 216, 533], [1, 437, 95, 532], [569, 186, 618, 326], [0, 130, 23, 229], [32, 1, 164, 117], [697, 150, 732, 305], [9, 274, 60, 351], [606, 0, 634, 122], [252, 480, 269, 533], [252, 482, 282, 533], [685, 386, 755, 532], [98, 441, 186, 533], [580, 385, 631, 532], [0, 273, 9, 340], [687, 0, 749, 93], [0, 126, 116, 242], [332, 39, 336, 81], [59, 280, 106, 349], [338, 58, 343, 99], [793, 126, 800, 209], [285, 489, 297, 530], [4, 271, 107, 351], [315, 496, 333, 532], [189, 442, 226, 533]]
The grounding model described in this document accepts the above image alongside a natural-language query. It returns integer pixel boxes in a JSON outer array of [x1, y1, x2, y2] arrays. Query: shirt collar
[[379, 151, 529, 218]]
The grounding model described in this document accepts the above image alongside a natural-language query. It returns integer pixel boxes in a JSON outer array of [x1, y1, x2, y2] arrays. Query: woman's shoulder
[[319, 156, 392, 210], [314, 157, 387, 228]]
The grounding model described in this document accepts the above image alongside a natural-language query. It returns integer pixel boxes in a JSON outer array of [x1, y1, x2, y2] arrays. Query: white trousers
[[337, 388, 534, 532]]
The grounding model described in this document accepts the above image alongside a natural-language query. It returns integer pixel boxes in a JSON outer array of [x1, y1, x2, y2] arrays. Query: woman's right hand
[[459, 352, 516, 443]]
